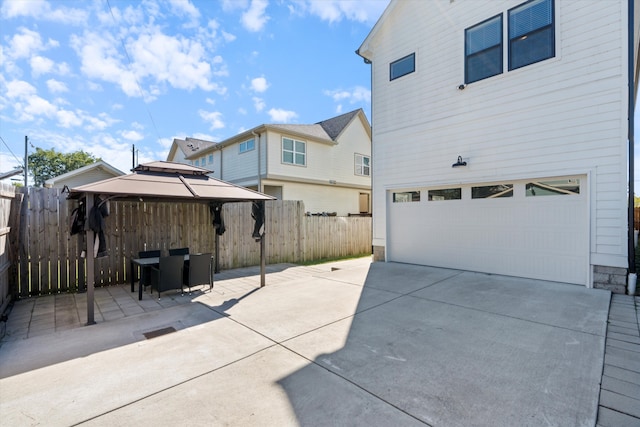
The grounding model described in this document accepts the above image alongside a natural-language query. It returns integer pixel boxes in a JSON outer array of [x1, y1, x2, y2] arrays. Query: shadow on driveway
[[278, 262, 610, 426]]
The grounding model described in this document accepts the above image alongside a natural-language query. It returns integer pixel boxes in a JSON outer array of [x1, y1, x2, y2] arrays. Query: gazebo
[[68, 161, 275, 324]]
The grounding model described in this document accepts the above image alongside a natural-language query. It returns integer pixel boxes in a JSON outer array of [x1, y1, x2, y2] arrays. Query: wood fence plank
[[6, 193, 371, 294]]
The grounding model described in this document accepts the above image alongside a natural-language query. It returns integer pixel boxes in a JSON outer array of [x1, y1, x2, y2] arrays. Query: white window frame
[[355, 153, 370, 176], [282, 137, 306, 166], [239, 138, 255, 154]]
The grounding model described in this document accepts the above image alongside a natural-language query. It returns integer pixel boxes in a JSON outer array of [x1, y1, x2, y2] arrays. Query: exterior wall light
[[452, 156, 467, 168]]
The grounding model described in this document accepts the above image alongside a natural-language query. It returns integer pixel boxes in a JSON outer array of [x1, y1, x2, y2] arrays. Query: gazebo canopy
[[68, 161, 274, 203], [67, 161, 274, 326]]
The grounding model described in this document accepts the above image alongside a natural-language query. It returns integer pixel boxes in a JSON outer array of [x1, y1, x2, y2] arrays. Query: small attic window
[[390, 53, 415, 80]]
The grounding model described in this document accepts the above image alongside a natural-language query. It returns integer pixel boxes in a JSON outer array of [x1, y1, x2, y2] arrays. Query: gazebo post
[[85, 193, 96, 325], [260, 234, 265, 287], [260, 202, 266, 287], [214, 233, 220, 274]]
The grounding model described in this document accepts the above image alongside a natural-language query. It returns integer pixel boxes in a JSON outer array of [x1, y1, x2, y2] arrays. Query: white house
[[358, 0, 639, 291], [167, 109, 372, 216], [44, 161, 125, 189]]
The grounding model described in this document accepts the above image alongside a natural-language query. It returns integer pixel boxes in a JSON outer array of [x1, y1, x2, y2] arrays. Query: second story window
[[355, 154, 370, 176], [208, 154, 213, 164], [240, 138, 255, 153], [509, 0, 554, 71], [390, 53, 415, 80], [282, 137, 306, 166], [465, 15, 503, 84]]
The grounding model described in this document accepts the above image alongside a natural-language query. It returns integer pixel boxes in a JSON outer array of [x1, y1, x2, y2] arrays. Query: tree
[[28, 148, 100, 187]]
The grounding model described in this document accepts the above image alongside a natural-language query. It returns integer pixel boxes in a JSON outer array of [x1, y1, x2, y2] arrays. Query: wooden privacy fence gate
[[6, 187, 371, 298]]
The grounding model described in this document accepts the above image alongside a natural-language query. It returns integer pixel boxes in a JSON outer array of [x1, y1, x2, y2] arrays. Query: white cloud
[[251, 76, 269, 93], [46, 79, 68, 93], [1, 0, 88, 25], [70, 32, 140, 97], [56, 109, 82, 128], [297, 0, 388, 24], [71, 28, 226, 98], [242, 0, 269, 32], [268, 108, 298, 123], [221, 30, 236, 42], [7, 27, 48, 59], [222, 0, 249, 12], [129, 31, 216, 91], [168, 0, 200, 20], [324, 86, 371, 104], [253, 97, 265, 112], [30, 56, 54, 76], [5, 80, 37, 99], [120, 130, 144, 141], [199, 110, 225, 130]]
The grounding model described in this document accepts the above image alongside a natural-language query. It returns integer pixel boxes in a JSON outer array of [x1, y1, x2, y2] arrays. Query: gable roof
[[357, 0, 397, 61], [183, 109, 370, 160], [169, 137, 217, 160], [44, 160, 124, 187], [317, 109, 362, 140]]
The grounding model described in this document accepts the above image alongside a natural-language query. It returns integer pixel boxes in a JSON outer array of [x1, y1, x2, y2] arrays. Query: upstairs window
[[509, 0, 554, 70], [240, 138, 255, 153], [208, 154, 213, 164], [390, 53, 415, 80], [465, 15, 502, 84], [282, 137, 306, 166], [355, 154, 370, 176]]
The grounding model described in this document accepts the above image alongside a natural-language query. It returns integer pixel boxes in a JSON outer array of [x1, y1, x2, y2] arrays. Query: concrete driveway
[[0, 258, 612, 426]]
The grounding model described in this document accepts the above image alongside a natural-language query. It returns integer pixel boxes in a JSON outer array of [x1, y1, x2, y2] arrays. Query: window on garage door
[[472, 184, 513, 199], [526, 179, 580, 196], [393, 191, 420, 202], [428, 188, 461, 201]]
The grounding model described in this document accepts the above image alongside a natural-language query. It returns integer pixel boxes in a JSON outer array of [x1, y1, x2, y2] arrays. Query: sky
[[0, 0, 389, 182]]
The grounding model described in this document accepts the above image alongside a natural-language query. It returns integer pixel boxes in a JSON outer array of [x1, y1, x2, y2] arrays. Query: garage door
[[387, 176, 588, 285]]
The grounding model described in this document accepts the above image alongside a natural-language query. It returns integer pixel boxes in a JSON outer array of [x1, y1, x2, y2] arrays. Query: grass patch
[[297, 253, 371, 266]]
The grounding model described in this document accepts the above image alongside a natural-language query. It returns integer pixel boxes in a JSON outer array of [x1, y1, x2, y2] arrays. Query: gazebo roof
[[68, 161, 274, 203]]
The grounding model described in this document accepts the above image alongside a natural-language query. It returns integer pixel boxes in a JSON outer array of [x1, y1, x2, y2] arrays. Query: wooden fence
[[0, 183, 16, 314], [5, 187, 371, 298]]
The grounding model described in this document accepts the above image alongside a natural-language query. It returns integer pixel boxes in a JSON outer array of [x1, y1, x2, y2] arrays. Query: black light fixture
[[452, 156, 467, 168]]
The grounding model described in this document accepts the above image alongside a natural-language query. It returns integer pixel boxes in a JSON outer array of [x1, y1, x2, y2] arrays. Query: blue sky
[[0, 0, 389, 180]]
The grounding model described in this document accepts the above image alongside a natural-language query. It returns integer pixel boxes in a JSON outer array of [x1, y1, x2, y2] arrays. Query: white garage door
[[387, 177, 588, 285]]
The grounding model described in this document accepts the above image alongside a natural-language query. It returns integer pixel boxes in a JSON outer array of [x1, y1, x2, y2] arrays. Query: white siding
[[273, 180, 368, 216], [368, 0, 629, 269]]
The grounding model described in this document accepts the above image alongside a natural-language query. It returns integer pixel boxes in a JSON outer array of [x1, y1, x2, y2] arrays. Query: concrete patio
[[0, 257, 638, 426]]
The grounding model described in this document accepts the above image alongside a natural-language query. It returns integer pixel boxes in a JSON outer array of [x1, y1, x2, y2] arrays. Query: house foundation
[[593, 265, 628, 294], [372, 245, 385, 262]]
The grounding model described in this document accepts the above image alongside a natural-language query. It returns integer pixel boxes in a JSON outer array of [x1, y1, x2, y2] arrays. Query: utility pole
[[24, 135, 28, 187], [132, 144, 138, 170]]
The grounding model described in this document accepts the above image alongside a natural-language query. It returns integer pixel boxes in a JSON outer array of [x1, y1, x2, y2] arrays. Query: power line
[[0, 135, 24, 166], [105, 0, 163, 145]]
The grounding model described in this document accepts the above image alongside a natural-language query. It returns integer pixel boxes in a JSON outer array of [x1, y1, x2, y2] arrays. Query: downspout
[[252, 131, 262, 192], [628, 0, 637, 294], [219, 146, 223, 180], [356, 48, 374, 257]]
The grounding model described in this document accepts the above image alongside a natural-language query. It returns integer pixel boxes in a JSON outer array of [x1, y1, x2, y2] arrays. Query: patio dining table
[[130, 254, 190, 300]]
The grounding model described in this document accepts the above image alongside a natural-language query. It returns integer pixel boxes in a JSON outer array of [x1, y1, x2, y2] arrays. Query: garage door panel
[[388, 177, 588, 285]]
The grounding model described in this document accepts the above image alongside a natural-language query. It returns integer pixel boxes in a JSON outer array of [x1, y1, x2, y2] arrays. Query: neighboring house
[[167, 109, 372, 216], [357, 0, 639, 290], [44, 161, 125, 189], [167, 137, 216, 165]]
